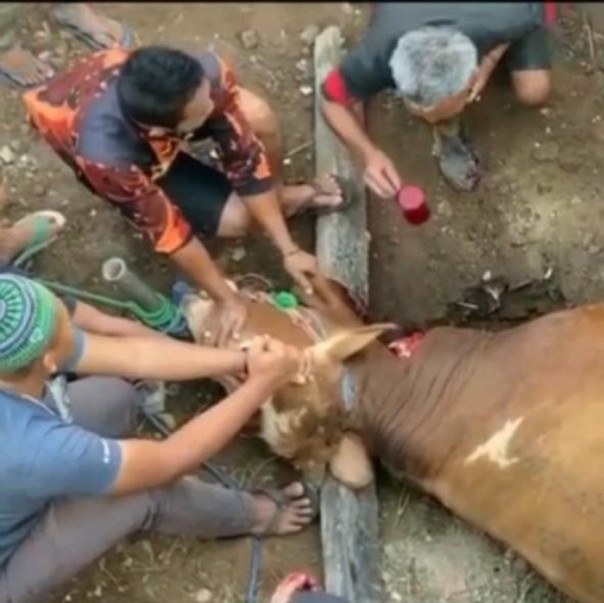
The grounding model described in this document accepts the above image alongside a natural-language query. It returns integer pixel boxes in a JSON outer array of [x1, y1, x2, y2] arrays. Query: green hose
[[38, 279, 183, 333]]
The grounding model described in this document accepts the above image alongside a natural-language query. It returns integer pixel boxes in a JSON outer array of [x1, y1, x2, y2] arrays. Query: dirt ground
[[1, 2, 603, 602]]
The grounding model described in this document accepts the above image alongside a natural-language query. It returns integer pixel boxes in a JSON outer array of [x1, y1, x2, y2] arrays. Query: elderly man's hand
[[363, 148, 402, 199]]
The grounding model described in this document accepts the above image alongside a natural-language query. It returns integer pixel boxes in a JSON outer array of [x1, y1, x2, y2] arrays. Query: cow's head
[[180, 275, 393, 489]]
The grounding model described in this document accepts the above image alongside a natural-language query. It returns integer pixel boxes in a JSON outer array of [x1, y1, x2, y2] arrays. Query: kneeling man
[[321, 2, 552, 194], [0, 274, 314, 602], [24, 45, 347, 345]]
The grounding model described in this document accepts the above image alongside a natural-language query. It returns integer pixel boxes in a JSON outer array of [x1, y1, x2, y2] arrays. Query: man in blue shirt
[[0, 274, 314, 602]]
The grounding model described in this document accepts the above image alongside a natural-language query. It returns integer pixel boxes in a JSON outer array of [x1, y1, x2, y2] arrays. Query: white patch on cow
[[464, 417, 524, 469], [260, 400, 304, 453]]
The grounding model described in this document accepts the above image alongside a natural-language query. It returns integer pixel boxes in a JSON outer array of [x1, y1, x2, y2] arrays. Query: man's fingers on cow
[[216, 319, 233, 348], [205, 323, 220, 347], [266, 339, 301, 376], [300, 349, 315, 381]]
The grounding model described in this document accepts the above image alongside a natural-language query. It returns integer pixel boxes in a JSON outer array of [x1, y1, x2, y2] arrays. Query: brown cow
[[182, 276, 604, 603], [181, 279, 391, 489]]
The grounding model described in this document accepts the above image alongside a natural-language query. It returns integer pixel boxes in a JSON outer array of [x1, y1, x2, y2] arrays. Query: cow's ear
[[310, 323, 395, 362]]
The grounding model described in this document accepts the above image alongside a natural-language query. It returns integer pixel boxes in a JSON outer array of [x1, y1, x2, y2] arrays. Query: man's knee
[[103, 378, 142, 435], [238, 87, 278, 138], [216, 192, 252, 238], [513, 70, 551, 106], [69, 376, 141, 438]]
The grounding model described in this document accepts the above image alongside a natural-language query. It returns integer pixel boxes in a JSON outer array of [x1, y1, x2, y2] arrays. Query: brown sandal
[[252, 482, 320, 537]]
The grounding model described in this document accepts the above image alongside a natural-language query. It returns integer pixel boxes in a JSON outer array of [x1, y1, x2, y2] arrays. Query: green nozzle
[[272, 290, 299, 310]]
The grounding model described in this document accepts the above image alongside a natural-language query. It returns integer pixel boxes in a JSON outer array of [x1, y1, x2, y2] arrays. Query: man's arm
[[242, 190, 298, 255], [81, 159, 237, 305], [111, 370, 277, 493], [320, 68, 402, 198], [202, 58, 299, 256], [319, 66, 382, 162], [72, 301, 166, 339], [484, 43, 511, 69], [39, 375, 274, 497], [320, 98, 376, 163], [73, 330, 247, 380], [40, 338, 302, 498], [468, 43, 511, 102], [170, 237, 240, 304]]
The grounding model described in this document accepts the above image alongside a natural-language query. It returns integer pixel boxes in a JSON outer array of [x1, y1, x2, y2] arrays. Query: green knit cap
[[0, 274, 59, 373]]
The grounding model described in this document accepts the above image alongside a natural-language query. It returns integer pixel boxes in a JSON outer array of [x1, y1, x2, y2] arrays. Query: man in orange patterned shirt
[[23, 46, 346, 345]]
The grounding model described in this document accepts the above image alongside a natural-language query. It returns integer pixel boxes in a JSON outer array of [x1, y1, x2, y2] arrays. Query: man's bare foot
[[52, 3, 132, 50], [251, 482, 315, 536], [282, 175, 344, 217], [0, 43, 55, 89]]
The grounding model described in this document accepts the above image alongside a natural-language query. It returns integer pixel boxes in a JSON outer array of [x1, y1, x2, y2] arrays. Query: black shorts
[[156, 152, 234, 238], [505, 26, 551, 72]]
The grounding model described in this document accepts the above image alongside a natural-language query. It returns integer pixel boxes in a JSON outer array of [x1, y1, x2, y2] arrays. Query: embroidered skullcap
[[0, 274, 58, 373]]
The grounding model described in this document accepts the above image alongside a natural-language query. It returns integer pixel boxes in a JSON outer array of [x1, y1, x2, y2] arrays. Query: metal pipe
[[102, 257, 163, 313]]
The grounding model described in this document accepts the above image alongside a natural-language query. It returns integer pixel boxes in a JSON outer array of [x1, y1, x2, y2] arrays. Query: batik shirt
[[23, 49, 273, 254]]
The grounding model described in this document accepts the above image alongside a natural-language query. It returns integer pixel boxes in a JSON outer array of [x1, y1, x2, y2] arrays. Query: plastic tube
[[102, 257, 163, 313]]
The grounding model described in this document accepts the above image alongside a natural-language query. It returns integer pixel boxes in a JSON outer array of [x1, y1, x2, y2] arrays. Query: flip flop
[[52, 8, 136, 51], [293, 175, 356, 217], [253, 481, 320, 538], [10, 210, 66, 269]]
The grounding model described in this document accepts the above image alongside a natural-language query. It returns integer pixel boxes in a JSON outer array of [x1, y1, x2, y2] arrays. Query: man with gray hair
[[321, 2, 552, 194]]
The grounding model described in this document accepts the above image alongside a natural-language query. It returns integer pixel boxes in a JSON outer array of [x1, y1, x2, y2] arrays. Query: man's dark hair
[[117, 46, 205, 129]]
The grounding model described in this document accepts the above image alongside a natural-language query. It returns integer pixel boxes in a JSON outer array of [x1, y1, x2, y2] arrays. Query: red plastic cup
[[397, 184, 430, 225]]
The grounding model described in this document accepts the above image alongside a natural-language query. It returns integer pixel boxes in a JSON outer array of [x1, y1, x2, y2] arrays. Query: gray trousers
[[0, 377, 257, 603]]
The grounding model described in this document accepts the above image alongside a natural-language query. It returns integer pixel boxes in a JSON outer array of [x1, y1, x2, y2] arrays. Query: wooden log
[[313, 26, 369, 307], [313, 25, 383, 603]]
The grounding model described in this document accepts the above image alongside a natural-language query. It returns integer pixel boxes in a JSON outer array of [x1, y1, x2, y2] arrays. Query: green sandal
[[10, 211, 66, 269]]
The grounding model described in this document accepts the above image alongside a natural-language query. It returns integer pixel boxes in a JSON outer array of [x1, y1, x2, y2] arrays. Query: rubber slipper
[[52, 9, 136, 51], [294, 175, 356, 217], [253, 481, 320, 537], [10, 210, 66, 268]]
